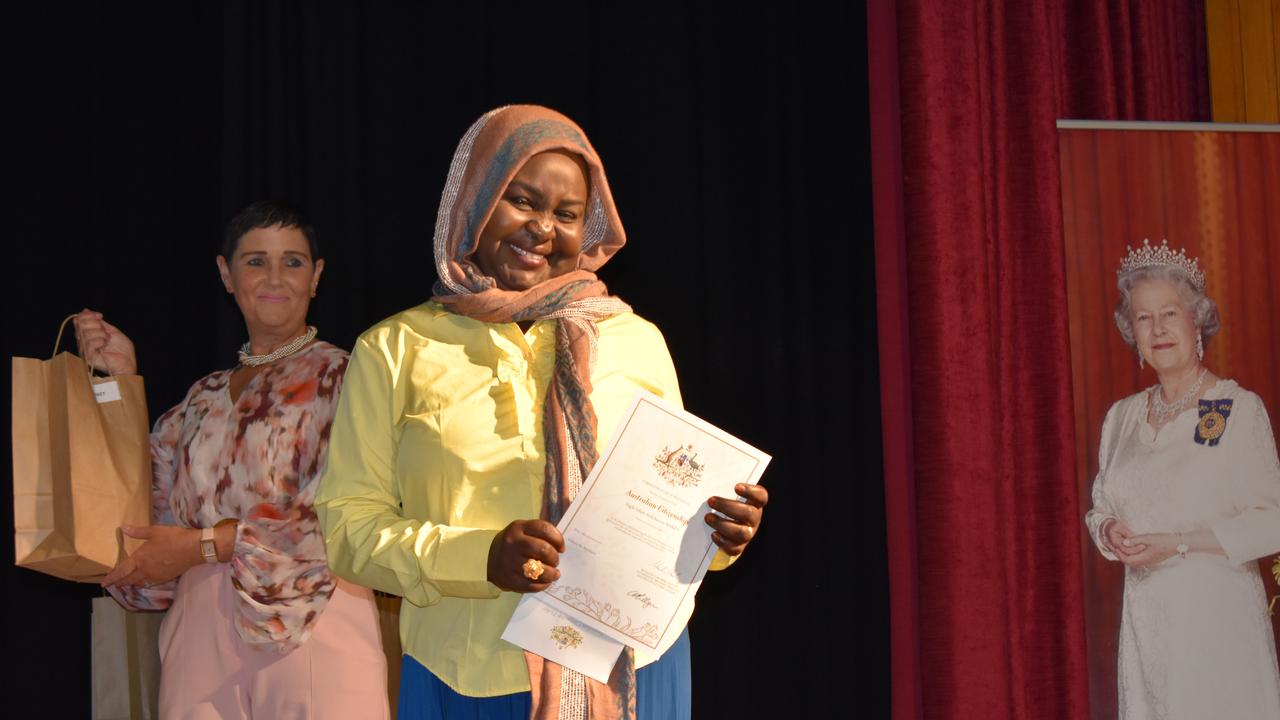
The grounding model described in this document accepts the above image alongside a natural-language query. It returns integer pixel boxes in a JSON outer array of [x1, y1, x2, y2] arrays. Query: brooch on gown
[[1194, 399, 1233, 446]]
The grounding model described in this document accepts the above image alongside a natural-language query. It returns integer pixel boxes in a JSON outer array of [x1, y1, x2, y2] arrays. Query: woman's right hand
[[487, 519, 564, 593], [73, 309, 137, 375], [102, 525, 200, 588], [1103, 518, 1147, 560]]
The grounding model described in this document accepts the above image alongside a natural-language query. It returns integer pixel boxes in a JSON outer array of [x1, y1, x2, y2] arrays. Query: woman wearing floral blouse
[[74, 201, 387, 719]]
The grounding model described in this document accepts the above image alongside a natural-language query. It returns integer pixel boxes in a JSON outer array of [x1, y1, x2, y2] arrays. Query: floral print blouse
[[110, 342, 348, 654]]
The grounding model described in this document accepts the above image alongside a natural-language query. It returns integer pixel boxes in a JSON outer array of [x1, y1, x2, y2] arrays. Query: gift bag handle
[[54, 313, 125, 380], [54, 314, 97, 384], [55, 314, 141, 436], [53, 314, 77, 358]]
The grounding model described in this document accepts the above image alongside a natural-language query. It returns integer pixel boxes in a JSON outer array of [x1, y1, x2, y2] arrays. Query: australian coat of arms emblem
[[653, 444, 705, 487], [550, 625, 583, 650]]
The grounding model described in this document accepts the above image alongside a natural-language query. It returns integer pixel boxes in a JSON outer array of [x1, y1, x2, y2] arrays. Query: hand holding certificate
[[503, 391, 771, 678]]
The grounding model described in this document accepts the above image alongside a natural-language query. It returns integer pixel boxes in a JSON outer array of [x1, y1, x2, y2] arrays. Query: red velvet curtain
[[867, 2, 1209, 718]]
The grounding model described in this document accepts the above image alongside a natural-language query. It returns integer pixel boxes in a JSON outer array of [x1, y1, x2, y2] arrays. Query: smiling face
[[216, 224, 324, 340], [472, 151, 589, 291], [1130, 277, 1200, 375]]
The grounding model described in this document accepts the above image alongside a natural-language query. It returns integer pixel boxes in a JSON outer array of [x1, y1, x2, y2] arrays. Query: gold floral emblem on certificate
[[550, 625, 583, 650], [653, 444, 705, 487]]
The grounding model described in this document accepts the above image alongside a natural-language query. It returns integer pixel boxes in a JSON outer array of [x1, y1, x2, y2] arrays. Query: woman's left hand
[[1118, 532, 1180, 568], [705, 483, 768, 557], [101, 525, 200, 588]]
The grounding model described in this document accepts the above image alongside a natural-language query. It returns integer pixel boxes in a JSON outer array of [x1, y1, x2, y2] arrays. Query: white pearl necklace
[[238, 326, 317, 367], [1150, 367, 1208, 426]]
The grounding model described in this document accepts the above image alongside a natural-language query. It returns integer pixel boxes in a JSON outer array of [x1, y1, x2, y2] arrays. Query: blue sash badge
[[1194, 399, 1233, 446]]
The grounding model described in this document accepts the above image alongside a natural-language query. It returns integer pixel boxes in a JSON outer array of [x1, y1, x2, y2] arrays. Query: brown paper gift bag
[[12, 316, 151, 582], [91, 595, 163, 720]]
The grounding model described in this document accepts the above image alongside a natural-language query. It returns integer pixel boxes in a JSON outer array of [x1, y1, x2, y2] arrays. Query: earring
[[1138, 354, 1144, 370], [1196, 334, 1204, 361]]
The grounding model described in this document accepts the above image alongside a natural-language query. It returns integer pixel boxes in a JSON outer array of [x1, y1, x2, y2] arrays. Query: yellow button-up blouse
[[316, 301, 707, 697]]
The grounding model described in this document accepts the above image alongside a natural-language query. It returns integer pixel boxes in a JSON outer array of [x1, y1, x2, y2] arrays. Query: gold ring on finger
[[522, 558, 545, 581]]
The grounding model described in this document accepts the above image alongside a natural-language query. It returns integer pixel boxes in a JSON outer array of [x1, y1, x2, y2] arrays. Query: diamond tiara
[[1117, 238, 1205, 290]]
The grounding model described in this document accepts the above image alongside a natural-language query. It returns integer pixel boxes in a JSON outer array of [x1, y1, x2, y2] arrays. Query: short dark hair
[[222, 200, 319, 260]]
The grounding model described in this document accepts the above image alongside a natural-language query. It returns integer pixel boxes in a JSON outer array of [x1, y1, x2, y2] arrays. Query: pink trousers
[[157, 562, 389, 719]]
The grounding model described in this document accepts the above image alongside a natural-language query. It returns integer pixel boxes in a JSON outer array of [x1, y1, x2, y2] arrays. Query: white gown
[[1087, 379, 1280, 720]]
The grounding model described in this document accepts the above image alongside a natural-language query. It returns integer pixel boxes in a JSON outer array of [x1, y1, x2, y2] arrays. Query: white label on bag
[[94, 381, 122, 404]]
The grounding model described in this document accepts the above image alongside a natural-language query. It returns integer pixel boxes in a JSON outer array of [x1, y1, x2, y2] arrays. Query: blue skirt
[[398, 628, 691, 719]]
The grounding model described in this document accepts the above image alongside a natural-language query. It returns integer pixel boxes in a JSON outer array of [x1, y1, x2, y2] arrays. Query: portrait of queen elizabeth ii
[[1085, 239, 1280, 719]]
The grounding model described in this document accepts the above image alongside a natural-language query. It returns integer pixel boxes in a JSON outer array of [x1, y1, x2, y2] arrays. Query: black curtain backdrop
[[2, 2, 885, 716]]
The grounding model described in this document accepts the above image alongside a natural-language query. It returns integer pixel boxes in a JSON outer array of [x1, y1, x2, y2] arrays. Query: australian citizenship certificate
[[503, 390, 770, 672]]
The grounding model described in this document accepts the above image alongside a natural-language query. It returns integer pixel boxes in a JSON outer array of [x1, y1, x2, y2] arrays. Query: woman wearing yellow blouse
[[316, 105, 768, 719]]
